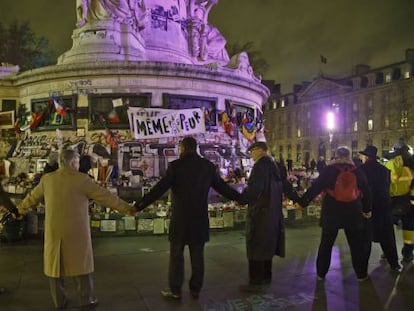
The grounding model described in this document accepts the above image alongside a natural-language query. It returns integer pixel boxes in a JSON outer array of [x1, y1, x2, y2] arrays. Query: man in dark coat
[[359, 145, 400, 272], [135, 137, 240, 299], [300, 146, 372, 281], [316, 156, 326, 174], [238, 141, 300, 291], [0, 178, 21, 294]]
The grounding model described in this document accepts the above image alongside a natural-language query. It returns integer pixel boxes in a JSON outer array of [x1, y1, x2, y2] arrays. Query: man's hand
[[126, 207, 137, 217], [362, 211, 372, 219]]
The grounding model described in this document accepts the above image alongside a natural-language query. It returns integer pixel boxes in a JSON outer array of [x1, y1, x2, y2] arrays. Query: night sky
[[1, 0, 414, 93]]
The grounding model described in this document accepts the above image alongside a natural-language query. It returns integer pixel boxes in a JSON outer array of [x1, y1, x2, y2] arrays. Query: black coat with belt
[[137, 152, 240, 244], [302, 159, 372, 229], [239, 156, 298, 260], [359, 159, 392, 242]]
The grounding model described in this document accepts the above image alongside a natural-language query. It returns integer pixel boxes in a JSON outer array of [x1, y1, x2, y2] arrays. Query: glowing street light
[[326, 111, 335, 143], [326, 111, 335, 131]]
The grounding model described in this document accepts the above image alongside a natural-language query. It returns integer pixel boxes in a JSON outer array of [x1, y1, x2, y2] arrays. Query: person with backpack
[[384, 138, 414, 263], [359, 145, 401, 272], [299, 146, 372, 281]]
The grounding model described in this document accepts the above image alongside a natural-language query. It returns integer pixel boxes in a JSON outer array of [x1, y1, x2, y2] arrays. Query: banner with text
[[128, 108, 206, 140]]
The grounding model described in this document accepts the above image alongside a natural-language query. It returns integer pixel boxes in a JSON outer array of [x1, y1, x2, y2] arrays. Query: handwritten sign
[[128, 108, 206, 140]]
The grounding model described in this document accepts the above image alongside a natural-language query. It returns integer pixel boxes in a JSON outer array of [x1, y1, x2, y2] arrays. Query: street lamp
[[325, 111, 336, 158]]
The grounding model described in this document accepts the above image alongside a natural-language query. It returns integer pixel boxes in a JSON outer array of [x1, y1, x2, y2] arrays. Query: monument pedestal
[[58, 21, 146, 64]]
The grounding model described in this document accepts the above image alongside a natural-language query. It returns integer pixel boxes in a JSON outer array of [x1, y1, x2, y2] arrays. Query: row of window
[[274, 139, 392, 162], [265, 65, 413, 111]]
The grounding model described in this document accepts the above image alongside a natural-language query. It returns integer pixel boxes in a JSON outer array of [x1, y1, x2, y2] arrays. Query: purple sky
[[1, 0, 413, 93]]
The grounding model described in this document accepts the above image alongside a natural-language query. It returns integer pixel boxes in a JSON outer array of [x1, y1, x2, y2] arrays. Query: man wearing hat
[[238, 141, 300, 291], [385, 138, 414, 263], [359, 145, 401, 272]]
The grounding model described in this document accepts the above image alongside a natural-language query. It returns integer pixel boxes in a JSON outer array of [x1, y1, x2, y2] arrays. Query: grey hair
[[47, 151, 59, 165], [336, 146, 351, 159], [59, 149, 79, 167]]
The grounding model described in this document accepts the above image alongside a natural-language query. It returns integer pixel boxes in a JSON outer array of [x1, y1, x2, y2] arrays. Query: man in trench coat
[[18, 149, 135, 309], [135, 136, 240, 300], [238, 141, 300, 291]]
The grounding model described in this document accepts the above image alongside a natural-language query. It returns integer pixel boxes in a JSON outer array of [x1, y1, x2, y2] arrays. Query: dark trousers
[[317, 227, 367, 278], [248, 259, 272, 285], [394, 208, 414, 258], [363, 219, 399, 268], [169, 241, 205, 294], [49, 273, 94, 308]]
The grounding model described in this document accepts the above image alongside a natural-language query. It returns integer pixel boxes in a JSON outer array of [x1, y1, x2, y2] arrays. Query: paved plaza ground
[[0, 225, 413, 310]]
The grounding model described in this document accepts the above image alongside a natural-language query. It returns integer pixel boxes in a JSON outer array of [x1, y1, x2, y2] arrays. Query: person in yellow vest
[[385, 138, 414, 263]]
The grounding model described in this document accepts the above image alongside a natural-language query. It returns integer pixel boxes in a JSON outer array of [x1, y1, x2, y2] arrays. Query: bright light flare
[[326, 111, 335, 130]]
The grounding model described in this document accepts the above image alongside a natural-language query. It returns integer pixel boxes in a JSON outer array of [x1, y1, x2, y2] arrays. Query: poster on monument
[[129, 108, 205, 140]]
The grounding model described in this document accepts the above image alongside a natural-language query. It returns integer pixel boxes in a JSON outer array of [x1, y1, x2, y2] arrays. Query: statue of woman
[[187, 0, 229, 63], [76, 0, 147, 31]]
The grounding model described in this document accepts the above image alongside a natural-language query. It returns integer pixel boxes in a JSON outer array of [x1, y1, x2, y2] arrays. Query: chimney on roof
[[405, 49, 414, 62], [293, 84, 302, 93], [354, 64, 370, 75]]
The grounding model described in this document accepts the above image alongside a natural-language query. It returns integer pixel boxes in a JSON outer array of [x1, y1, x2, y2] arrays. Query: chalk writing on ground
[[203, 292, 315, 311]]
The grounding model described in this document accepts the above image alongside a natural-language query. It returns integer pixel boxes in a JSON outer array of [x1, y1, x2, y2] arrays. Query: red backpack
[[326, 165, 361, 202]]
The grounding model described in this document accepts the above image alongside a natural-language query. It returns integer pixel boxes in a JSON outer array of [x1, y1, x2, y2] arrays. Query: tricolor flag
[[53, 95, 67, 118]]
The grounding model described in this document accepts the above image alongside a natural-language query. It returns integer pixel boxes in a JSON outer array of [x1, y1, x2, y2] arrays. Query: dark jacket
[[302, 159, 372, 229], [0, 184, 19, 216], [136, 152, 240, 244], [359, 158, 392, 242], [239, 156, 298, 260]]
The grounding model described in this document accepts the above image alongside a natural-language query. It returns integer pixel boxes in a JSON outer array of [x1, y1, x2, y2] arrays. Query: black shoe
[[357, 276, 369, 282], [160, 290, 181, 300], [88, 298, 99, 309], [402, 255, 413, 263], [190, 291, 200, 299], [80, 298, 98, 310], [390, 264, 402, 273], [56, 299, 68, 310]]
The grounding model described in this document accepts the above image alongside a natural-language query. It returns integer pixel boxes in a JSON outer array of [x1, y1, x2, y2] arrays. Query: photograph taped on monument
[[0, 110, 15, 129], [1, 99, 17, 112], [89, 93, 151, 130], [163, 93, 218, 129], [30, 95, 76, 131]]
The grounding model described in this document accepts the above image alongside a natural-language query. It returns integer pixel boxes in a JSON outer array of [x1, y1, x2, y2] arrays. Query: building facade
[[264, 49, 414, 167]]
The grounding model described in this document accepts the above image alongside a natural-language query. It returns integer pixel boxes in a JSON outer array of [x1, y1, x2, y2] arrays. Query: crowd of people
[[1, 136, 413, 309]]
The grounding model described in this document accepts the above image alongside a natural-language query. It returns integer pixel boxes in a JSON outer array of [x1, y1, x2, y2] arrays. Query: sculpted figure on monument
[[227, 52, 259, 80], [76, 0, 148, 31], [187, 0, 229, 64]]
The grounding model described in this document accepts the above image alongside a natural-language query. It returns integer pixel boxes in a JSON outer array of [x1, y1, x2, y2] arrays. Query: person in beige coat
[[18, 149, 135, 309]]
